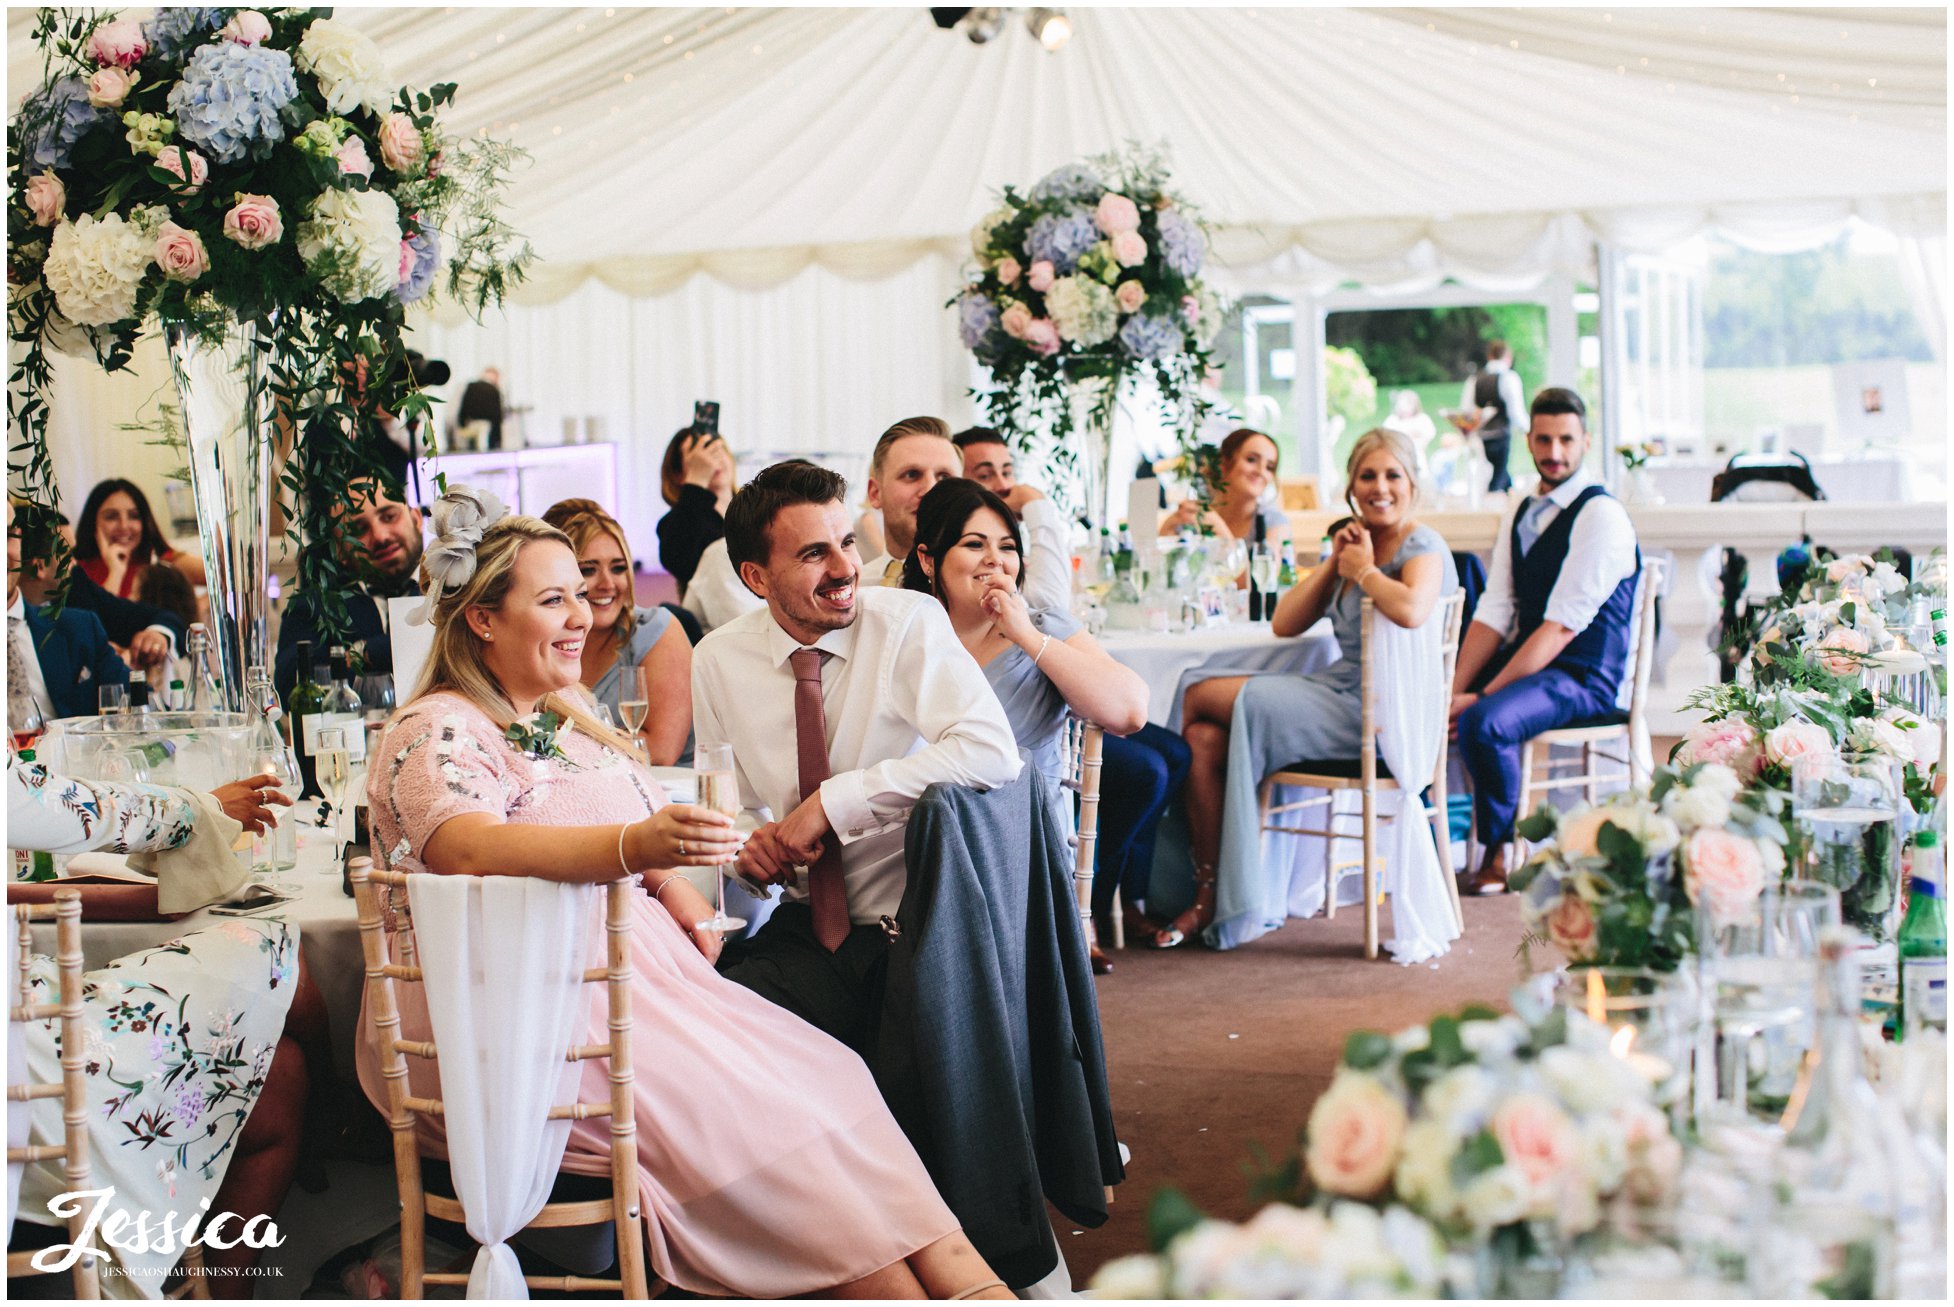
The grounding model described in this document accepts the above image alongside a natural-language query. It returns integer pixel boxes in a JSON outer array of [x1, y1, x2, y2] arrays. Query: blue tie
[[1516, 496, 1555, 556]]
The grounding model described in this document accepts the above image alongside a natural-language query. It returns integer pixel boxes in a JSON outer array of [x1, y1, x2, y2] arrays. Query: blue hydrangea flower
[[1118, 313, 1185, 360], [395, 228, 441, 304], [20, 77, 108, 170], [1026, 209, 1097, 274], [1155, 209, 1204, 277], [1029, 163, 1104, 205], [167, 42, 300, 164], [144, 7, 225, 59], [956, 291, 1001, 351]]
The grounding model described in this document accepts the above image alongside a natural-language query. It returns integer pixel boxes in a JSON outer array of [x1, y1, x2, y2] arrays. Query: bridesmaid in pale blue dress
[[1164, 429, 1457, 950], [903, 479, 1149, 970], [544, 499, 695, 764]]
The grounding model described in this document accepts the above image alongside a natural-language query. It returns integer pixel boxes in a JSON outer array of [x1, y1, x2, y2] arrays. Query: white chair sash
[[405, 874, 592, 1299], [1370, 605, 1462, 966], [6, 923, 26, 1242]]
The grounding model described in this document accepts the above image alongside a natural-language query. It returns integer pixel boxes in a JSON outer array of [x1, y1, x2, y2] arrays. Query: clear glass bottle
[[246, 668, 299, 872], [1899, 830, 1946, 1040], [185, 624, 215, 714], [321, 648, 367, 765], [1767, 927, 1905, 1298]]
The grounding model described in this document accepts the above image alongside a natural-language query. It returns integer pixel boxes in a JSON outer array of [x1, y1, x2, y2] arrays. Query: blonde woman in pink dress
[[358, 490, 1009, 1300]]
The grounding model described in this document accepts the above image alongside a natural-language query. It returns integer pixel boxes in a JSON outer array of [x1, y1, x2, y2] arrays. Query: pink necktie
[[789, 647, 851, 951]]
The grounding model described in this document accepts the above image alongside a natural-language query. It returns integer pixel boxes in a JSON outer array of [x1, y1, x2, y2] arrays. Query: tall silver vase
[[165, 320, 275, 712]]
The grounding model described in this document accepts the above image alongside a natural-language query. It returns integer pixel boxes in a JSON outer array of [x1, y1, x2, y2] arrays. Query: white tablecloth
[[1644, 454, 1908, 504], [1100, 620, 1340, 729]]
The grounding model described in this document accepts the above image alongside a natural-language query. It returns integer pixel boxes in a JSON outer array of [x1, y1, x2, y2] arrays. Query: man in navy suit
[[8, 500, 130, 725], [274, 479, 425, 700]]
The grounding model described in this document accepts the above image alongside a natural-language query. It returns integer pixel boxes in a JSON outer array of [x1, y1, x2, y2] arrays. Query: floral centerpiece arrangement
[[1093, 995, 1683, 1298], [953, 144, 1224, 522], [8, 7, 531, 648], [1512, 763, 1789, 971]]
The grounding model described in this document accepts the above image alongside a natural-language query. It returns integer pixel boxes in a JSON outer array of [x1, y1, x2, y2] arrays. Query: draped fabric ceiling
[[13, 5, 1941, 313]]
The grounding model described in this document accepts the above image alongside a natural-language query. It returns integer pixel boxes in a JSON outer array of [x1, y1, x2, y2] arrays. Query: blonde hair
[[1343, 427, 1423, 516], [408, 514, 641, 756], [541, 498, 638, 643], [870, 415, 952, 479]]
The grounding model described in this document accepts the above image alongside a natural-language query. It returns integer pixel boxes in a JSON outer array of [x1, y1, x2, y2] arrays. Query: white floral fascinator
[[407, 484, 509, 625]]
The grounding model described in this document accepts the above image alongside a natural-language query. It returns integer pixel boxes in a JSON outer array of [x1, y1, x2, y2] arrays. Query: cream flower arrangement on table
[[1098, 990, 1685, 1299], [1513, 763, 1788, 971]]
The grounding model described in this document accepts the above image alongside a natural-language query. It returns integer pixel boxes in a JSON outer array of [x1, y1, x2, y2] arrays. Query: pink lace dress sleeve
[[366, 694, 516, 872]]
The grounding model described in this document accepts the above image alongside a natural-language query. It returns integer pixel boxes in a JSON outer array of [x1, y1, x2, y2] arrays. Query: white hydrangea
[[1044, 274, 1119, 346], [1088, 1254, 1168, 1299], [1392, 1119, 1460, 1218], [296, 188, 402, 301], [1662, 782, 1731, 832], [41, 212, 151, 326], [1421, 1064, 1496, 1135], [1460, 1164, 1532, 1231], [1689, 762, 1744, 801], [297, 17, 393, 115], [968, 203, 1014, 263]]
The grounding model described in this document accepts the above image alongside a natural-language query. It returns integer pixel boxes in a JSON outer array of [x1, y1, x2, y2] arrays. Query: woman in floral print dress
[[8, 755, 316, 1299]]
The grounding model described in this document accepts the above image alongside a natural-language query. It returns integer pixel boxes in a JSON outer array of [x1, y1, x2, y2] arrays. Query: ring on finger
[[679, 837, 688, 856]]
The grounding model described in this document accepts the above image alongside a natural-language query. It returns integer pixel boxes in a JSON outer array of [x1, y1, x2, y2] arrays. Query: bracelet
[[617, 822, 631, 875], [1356, 565, 1381, 588], [1032, 633, 1052, 666], [653, 875, 688, 902]]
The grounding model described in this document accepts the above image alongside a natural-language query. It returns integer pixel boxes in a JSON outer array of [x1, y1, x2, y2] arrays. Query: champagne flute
[[692, 742, 747, 934], [618, 666, 652, 763], [315, 726, 353, 881]]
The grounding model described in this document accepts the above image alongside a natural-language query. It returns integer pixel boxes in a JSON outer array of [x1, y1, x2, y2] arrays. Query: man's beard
[[356, 545, 423, 595]]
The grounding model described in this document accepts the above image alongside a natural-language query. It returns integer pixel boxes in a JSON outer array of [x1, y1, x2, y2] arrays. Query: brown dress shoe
[[1462, 866, 1509, 896]]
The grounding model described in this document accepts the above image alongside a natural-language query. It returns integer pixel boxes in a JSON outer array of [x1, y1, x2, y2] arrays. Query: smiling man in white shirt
[[694, 459, 1021, 1051], [1448, 387, 1641, 895]]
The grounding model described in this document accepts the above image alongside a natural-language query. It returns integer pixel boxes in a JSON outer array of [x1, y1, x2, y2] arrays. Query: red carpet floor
[[1063, 894, 1528, 1282]]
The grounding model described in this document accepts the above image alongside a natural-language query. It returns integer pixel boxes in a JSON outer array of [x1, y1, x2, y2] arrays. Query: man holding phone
[[656, 402, 737, 591]]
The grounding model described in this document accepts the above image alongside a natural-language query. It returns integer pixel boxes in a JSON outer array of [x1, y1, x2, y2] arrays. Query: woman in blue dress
[[903, 479, 1149, 970], [1161, 429, 1458, 949], [543, 499, 695, 764]]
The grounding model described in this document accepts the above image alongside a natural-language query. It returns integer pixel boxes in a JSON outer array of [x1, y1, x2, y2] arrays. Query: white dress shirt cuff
[[819, 770, 894, 844], [143, 624, 180, 654]]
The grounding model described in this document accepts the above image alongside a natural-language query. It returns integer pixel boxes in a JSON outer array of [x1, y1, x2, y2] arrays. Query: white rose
[[297, 17, 394, 116], [1378, 1205, 1445, 1295], [1459, 1014, 1529, 1061], [296, 188, 402, 301], [1089, 1254, 1168, 1299], [1614, 802, 1682, 856], [1847, 715, 1912, 761], [1879, 705, 1943, 770], [1538, 1046, 1643, 1116], [40, 213, 151, 326], [1460, 1164, 1533, 1231], [1321, 1201, 1395, 1283], [1662, 782, 1731, 832], [1580, 1116, 1631, 1192], [1421, 1065, 1496, 1134], [1690, 762, 1743, 801], [1765, 720, 1835, 769], [1392, 1119, 1460, 1220]]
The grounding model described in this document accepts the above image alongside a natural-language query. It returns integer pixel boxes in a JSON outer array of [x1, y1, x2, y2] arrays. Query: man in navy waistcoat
[[1449, 387, 1641, 895]]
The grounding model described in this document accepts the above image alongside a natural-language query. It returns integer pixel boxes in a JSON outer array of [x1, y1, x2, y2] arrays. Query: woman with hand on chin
[[904, 478, 1149, 973], [362, 488, 1012, 1301], [542, 499, 693, 764], [1166, 429, 1457, 950], [1157, 427, 1294, 569]]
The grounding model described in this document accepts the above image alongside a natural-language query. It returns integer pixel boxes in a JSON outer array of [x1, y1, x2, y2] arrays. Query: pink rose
[[1816, 626, 1870, 676], [85, 66, 136, 109], [153, 221, 208, 283], [1026, 260, 1055, 293], [398, 238, 414, 285], [155, 146, 207, 195], [999, 303, 1032, 339], [1544, 895, 1597, 961], [222, 194, 283, 250], [1676, 720, 1762, 776], [1683, 828, 1766, 928], [1490, 1093, 1579, 1188], [1111, 230, 1147, 267], [1114, 280, 1145, 314], [1182, 293, 1200, 324], [87, 19, 147, 68], [1304, 1074, 1406, 1199], [995, 255, 1022, 287], [218, 10, 273, 45], [335, 137, 374, 180], [1764, 720, 1832, 769], [24, 171, 64, 227], [1021, 318, 1061, 357], [1618, 1103, 1683, 1204], [1094, 191, 1142, 235], [377, 113, 424, 173]]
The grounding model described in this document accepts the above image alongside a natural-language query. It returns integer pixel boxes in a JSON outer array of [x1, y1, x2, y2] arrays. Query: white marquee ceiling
[[8, 5, 1946, 306]]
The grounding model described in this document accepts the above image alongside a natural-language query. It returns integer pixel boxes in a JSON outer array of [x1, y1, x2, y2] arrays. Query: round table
[[1099, 620, 1339, 730]]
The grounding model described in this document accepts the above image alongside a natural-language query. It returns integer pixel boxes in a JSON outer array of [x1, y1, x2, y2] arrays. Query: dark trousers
[[1094, 724, 1191, 915], [1481, 433, 1513, 493], [716, 901, 891, 1055], [1456, 656, 1618, 847]]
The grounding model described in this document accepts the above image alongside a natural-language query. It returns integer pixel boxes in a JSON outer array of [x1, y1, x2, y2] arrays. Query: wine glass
[[12, 699, 45, 753], [691, 742, 747, 934], [98, 683, 129, 716], [315, 726, 354, 881], [618, 666, 652, 763]]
